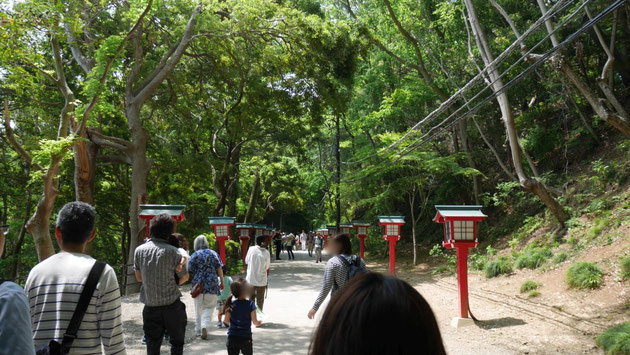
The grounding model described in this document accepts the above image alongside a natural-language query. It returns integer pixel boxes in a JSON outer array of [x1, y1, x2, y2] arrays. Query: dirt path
[[121, 249, 328, 355], [121, 250, 604, 354]]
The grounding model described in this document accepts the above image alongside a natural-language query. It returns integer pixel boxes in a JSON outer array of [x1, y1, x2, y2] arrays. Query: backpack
[[337, 255, 367, 284], [36, 261, 106, 355]]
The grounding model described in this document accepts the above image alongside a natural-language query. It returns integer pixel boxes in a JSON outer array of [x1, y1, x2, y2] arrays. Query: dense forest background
[[1, 0, 629, 294]]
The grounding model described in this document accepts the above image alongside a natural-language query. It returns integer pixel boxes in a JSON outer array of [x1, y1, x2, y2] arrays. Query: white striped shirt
[[312, 254, 366, 311], [25, 252, 126, 354]]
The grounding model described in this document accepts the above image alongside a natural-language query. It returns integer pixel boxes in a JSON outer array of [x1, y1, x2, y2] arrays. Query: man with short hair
[[245, 235, 271, 311], [0, 224, 36, 355], [25, 202, 126, 354], [134, 214, 188, 355], [272, 230, 283, 260]]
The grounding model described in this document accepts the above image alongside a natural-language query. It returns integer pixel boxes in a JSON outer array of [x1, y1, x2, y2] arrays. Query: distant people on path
[[169, 233, 190, 285], [26, 202, 126, 354], [307, 232, 315, 257], [286, 233, 296, 260], [217, 265, 233, 328], [223, 279, 262, 355], [308, 234, 366, 319], [314, 234, 324, 263], [188, 235, 225, 340], [245, 235, 271, 312], [300, 230, 308, 250], [134, 214, 188, 354], [273, 231, 283, 260], [309, 272, 446, 355], [0, 225, 35, 355]]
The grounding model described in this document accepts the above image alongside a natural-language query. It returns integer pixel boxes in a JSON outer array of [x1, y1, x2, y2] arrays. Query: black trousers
[[143, 298, 187, 355], [286, 246, 294, 260], [227, 336, 253, 355], [274, 242, 282, 259]]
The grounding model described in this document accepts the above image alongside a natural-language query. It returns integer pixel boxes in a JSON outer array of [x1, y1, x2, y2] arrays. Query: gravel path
[[121, 249, 328, 355], [121, 250, 602, 354]]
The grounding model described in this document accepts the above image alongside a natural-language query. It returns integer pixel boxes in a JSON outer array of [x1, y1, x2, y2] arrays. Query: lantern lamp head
[[339, 223, 353, 234], [209, 217, 235, 238], [352, 221, 370, 236], [433, 205, 487, 249], [378, 216, 405, 240]]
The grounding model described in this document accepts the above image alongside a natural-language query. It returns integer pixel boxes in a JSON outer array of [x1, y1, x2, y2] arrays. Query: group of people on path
[[0, 201, 447, 355], [271, 230, 325, 262]]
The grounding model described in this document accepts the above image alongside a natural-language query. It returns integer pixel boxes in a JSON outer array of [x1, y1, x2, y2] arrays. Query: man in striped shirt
[[25, 202, 126, 354]]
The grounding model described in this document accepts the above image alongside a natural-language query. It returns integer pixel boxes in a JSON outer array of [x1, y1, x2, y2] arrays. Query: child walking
[[223, 279, 262, 355], [217, 265, 233, 328]]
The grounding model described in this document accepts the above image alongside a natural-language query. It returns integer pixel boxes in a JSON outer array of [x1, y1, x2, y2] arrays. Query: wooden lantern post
[[378, 216, 405, 275], [352, 221, 370, 259], [434, 205, 487, 328], [209, 217, 235, 264], [339, 224, 353, 235], [139, 205, 186, 238], [318, 228, 329, 247], [236, 223, 256, 264]]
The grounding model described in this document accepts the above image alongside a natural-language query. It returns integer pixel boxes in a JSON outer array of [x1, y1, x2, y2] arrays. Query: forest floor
[[120, 248, 619, 354]]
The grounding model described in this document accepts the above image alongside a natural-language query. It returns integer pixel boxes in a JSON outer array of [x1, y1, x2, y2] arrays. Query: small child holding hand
[[223, 279, 262, 355]]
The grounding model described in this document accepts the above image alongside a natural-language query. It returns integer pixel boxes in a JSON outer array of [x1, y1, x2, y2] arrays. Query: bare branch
[[3, 100, 42, 171], [88, 128, 132, 151]]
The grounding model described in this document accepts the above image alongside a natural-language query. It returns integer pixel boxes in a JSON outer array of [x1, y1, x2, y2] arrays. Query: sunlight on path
[[122, 249, 329, 354]]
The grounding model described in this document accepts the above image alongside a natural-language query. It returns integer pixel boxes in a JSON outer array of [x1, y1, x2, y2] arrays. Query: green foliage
[[597, 322, 630, 355], [484, 256, 513, 278], [528, 290, 541, 298], [591, 159, 619, 190], [515, 247, 552, 270], [621, 256, 630, 280], [469, 252, 489, 271], [566, 262, 603, 289], [429, 244, 456, 273], [553, 252, 569, 264], [520, 280, 540, 293]]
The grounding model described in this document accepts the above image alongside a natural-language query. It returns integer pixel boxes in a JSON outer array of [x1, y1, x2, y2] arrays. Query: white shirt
[[300, 233, 307, 243], [245, 246, 271, 287], [25, 252, 126, 354]]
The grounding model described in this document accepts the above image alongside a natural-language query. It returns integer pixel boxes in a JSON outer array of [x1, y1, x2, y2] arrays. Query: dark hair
[[150, 214, 175, 240], [331, 233, 352, 255], [169, 233, 189, 251], [56, 202, 96, 244], [309, 272, 446, 355], [222, 278, 248, 315], [256, 235, 266, 246]]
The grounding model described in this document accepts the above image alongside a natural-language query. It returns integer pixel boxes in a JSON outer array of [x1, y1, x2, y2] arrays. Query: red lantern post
[[236, 223, 256, 264], [378, 216, 405, 275], [209, 217, 235, 264], [434, 205, 487, 328], [139, 205, 186, 238], [352, 221, 370, 259]]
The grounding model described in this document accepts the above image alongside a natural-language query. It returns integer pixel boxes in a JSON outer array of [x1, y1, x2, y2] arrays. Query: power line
[[342, 0, 624, 182], [342, 0, 576, 165]]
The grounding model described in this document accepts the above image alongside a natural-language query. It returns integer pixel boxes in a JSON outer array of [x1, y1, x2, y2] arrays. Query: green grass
[[432, 266, 450, 275], [566, 262, 604, 289], [515, 247, 553, 269], [621, 256, 630, 280], [553, 252, 569, 264], [484, 256, 513, 278], [528, 290, 541, 298], [520, 280, 540, 293], [597, 322, 630, 355]]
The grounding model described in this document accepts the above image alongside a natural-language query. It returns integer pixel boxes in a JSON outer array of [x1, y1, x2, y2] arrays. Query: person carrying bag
[[36, 261, 106, 355]]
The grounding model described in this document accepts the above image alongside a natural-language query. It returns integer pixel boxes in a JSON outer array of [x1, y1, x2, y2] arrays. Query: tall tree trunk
[[124, 104, 152, 294], [458, 120, 480, 204], [9, 187, 33, 280], [244, 168, 261, 223], [464, 0, 567, 227], [73, 138, 98, 255]]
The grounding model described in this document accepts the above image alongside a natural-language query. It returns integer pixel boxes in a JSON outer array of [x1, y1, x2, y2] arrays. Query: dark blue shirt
[[227, 299, 257, 338]]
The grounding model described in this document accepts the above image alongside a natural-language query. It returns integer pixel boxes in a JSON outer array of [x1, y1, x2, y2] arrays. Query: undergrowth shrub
[[429, 244, 456, 273], [484, 256, 513, 278], [528, 290, 541, 298], [621, 256, 630, 280], [566, 262, 603, 289], [520, 280, 540, 293], [469, 253, 489, 271], [553, 252, 568, 264], [515, 247, 553, 269], [597, 322, 630, 355]]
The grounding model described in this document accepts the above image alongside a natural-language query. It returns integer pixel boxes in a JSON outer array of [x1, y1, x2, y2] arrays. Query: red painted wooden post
[[217, 237, 228, 264], [145, 220, 151, 238], [456, 247, 470, 318], [358, 236, 366, 259], [387, 236, 398, 275], [240, 237, 249, 263]]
